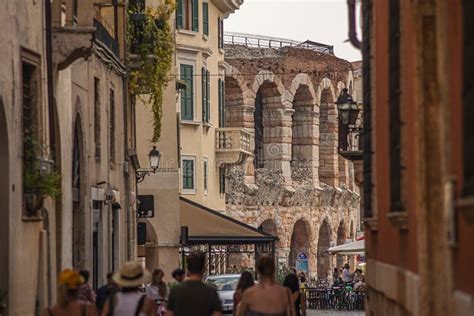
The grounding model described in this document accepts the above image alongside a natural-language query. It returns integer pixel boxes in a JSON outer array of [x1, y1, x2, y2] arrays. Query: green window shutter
[[204, 160, 208, 191], [192, 0, 199, 32], [183, 159, 194, 190], [202, 67, 207, 122], [203, 2, 209, 35], [218, 78, 222, 127], [218, 79, 225, 127], [206, 70, 210, 122], [176, 0, 183, 29], [181, 64, 194, 120]]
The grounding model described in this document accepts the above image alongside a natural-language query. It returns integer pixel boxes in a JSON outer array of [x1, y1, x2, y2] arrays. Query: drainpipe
[[347, 0, 362, 49], [44, 0, 54, 306]]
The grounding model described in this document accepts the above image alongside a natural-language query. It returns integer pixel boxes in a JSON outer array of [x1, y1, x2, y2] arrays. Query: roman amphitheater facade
[[223, 44, 361, 279]]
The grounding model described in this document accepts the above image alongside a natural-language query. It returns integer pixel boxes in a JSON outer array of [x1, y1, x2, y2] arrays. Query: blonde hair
[[57, 269, 84, 307]]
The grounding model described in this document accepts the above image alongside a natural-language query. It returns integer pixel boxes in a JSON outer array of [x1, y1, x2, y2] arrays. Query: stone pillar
[[319, 101, 339, 187], [291, 102, 320, 187], [339, 156, 349, 187]]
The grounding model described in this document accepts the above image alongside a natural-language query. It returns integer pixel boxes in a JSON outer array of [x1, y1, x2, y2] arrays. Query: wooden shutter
[[202, 67, 207, 122], [176, 0, 183, 29], [203, 2, 209, 35], [192, 0, 199, 32], [206, 70, 210, 122], [181, 64, 194, 120], [183, 159, 194, 189], [218, 79, 222, 127]]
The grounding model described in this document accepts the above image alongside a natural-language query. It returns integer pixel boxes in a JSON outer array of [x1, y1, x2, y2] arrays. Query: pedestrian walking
[[96, 273, 118, 314], [233, 271, 255, 315], [166, 251, 222, 316], [100, 261, 156, 316], [78, 270, 96, 304], [146, 269, 169, 315], [342, 263, 353, 284], [284, 273, 301, 316], [236, 256, 296, 316], [42, 269, 97, 316]]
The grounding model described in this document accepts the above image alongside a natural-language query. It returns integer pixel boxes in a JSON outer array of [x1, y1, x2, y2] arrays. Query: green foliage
[[276, 264, 293, 285], [23, 135, 61, 198], [128, 1, 176, 142]]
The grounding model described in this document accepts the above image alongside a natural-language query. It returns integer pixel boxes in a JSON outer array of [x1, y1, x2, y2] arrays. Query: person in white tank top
[[101, 262, 156, 316]]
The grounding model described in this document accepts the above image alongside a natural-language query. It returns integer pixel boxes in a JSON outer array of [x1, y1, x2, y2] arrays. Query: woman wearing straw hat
[[101, 262, 156, 316], [41, 269, 97, 316]]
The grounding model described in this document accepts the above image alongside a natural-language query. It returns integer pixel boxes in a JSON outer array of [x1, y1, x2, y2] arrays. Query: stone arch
[[72, 110, 86, 270], [225, 68, 254, 128], [143, 219, 160, 271], [289, 219, 311, 271], [289, 74, 320, 185], [252, 71, 290, 179], [336, 220, 347, 268], [259, 218, 278, 237], [317, 218, 332, 279], [0, 97, 9, 304], [318, 78, 339, 187]]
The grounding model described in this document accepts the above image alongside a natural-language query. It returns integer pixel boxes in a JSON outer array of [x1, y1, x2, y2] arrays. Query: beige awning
[[179, 197, 276, 245]]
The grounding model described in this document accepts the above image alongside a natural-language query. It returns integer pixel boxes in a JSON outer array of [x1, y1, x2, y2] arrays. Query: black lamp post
[[336, 88, 362, 158], [136, 146, 161, 183]]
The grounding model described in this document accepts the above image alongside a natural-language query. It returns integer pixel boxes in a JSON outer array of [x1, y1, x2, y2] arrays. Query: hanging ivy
[[128, 0, 175, 142]]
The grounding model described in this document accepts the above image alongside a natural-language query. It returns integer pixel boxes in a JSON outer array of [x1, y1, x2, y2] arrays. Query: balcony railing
[[216, 128, 253, 167], [93, 8, 119, 58]]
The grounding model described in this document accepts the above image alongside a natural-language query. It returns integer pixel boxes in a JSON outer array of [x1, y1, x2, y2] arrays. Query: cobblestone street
[[307, 310, 365, 316]]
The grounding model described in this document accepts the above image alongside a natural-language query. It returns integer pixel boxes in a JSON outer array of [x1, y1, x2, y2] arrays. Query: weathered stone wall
[[223, 44, 360, 279]]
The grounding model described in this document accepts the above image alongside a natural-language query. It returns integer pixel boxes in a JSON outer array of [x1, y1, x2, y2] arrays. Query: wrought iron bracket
[[136, 169, 151, 183]]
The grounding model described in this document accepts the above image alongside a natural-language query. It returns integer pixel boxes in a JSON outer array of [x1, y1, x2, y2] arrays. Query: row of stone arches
[[259, 216, 355, 279], [225, 68, 355, 188]]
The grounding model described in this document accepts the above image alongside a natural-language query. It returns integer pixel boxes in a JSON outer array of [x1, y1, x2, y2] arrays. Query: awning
[[328, 239, 365, 255], [179, 196, 276, 245]]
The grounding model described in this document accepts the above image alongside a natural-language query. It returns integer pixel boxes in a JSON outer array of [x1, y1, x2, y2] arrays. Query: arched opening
[[72, 116, 85, 270], [224, 77, 245, 128], [291, 85, 318, 183], [0, 98, 9, 305], [289, 219, 310, 272], [317, 219, 331, 279], [253, 81, 284, 170], [259, 219, 278, 237], [142, 220, 159, 272], [336, 221, 347, 268], [319, 85, 339, 186]]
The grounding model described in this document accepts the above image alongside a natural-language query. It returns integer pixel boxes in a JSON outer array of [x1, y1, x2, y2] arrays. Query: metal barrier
[[304, 287, 365, 311]]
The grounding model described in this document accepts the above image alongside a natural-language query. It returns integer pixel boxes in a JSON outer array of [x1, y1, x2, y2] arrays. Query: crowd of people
[[42, 254, 363, 316], [331, 263, 366, 291]]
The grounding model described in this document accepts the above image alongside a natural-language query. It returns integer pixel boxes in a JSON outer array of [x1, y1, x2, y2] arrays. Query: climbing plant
[[128, 0, 175, 142]]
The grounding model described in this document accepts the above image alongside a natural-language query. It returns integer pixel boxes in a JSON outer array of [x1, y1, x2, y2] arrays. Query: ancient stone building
[[222, 41, 361, 279]]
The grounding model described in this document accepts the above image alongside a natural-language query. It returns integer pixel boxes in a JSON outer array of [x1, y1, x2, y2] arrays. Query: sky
[[225, 0, 362, 62]]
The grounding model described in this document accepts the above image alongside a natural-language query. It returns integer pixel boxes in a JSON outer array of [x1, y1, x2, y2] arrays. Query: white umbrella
[[328, 239, 365, 255]]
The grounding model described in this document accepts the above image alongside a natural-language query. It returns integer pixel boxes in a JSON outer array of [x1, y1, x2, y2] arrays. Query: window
[[94, 78, 101, 159], [389, 0, 403, 212], [217, 17, 224, 49], [203, 158, 208, 194], [181, 64, 194, 120], [219, 166, 225, 194], [182, 157, 195, 191], [218, 78, 225, 127], [202, 67, 210, 122], [463, 0, 474, 196], [109, 89, 116, 163], [203, 2, 209, 35], [176, 0, 199, 31]]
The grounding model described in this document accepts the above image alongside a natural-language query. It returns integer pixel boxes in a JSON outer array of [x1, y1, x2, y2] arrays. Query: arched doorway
[[289, 219, 310, 273], [319, 82, 339, 186], [0, 98, 9, 306], [336, 221, 346, 268], [317, 219, 331, 279], [72, 116, 85, 270]]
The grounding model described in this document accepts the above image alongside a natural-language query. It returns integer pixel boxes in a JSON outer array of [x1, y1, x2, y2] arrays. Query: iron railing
[[93, 8, 119, 57]]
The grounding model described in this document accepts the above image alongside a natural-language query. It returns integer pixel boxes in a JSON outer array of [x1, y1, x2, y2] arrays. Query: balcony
[[216, 128, 253, 167], [338, 128, 363, 161], [93, 8, 119, 58]]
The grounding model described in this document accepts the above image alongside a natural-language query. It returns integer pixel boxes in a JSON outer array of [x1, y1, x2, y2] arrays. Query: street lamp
[[136, 146, 161, 183], [336, 88, 359, 126]]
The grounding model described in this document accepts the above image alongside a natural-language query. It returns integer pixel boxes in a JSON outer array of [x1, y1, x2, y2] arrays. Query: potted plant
[[23, 135, 61, 215], [0, 288, 7, 315]]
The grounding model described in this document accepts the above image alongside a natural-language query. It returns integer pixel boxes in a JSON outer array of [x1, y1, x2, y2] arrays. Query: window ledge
[[177, 29, 198, 36], [180, 120, 201, 127], [22, 215, 44, 222], [181, 190, 196, 195], [388, 211, 408, 230], [364, 217, 378, 231], [457, 196, 474, 223], [202, 34, 209, 41], [203, 122, 212, 128]]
